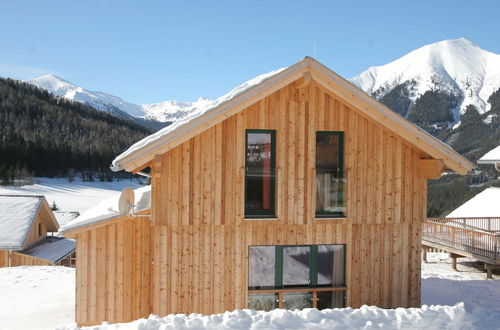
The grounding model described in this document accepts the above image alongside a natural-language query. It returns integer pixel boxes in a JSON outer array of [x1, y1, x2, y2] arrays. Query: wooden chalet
[[61, 57, 474, 326], [0, 195, 76, 267]]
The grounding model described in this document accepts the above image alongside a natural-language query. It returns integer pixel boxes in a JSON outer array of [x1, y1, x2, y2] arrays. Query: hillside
[[350, 39, 500, 160], [0, 78, 151, 182], [351, 38, 500, 120]]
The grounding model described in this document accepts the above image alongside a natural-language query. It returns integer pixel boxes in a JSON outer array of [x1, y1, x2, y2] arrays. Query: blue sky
[[1, 0, 499, 103]]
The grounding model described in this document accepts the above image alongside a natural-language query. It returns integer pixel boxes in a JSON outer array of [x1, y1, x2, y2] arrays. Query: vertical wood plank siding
[[76, 81, 428, 325], [149, 81, 426, 316], [75, 216, 151, 326]]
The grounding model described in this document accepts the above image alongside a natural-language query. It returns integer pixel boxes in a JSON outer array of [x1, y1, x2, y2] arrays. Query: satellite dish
[[118, 187, 135, 214]]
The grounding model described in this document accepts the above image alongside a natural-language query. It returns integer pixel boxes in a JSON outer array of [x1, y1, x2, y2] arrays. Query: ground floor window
[[248, 244, 346, 310]]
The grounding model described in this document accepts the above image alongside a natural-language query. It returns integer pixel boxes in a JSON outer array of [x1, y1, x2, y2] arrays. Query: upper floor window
[[245, 130, 276, 218], [316, 132, 345, 217]]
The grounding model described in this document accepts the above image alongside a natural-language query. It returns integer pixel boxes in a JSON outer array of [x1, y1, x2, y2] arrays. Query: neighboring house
[[447, 187, 500, 219], [478, 144, 500, 171], [0, 195, 76, 267], [60, 57, 473, 326]]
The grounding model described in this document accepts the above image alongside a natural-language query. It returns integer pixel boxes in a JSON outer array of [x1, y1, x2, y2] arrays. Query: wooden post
[[422, 246, 428, 263], [450, 253, 464, 271], [484, 264, 500, 280], [485, 264, 493, 279]]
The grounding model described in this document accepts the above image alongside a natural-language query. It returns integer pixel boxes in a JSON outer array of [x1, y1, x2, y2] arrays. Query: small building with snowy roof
[[447, 187, 500, 219], [0, 195, 75, 267], [478, 144, 500, 171], [60, 57, 474, 326]]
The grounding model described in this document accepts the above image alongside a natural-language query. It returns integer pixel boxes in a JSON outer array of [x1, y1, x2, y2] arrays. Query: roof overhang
[[61, 209, 151, 238], [111, 57, 474, 175]]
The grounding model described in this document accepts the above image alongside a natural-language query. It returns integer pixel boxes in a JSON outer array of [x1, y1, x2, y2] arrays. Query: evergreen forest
[[0, 78, 151, 183]]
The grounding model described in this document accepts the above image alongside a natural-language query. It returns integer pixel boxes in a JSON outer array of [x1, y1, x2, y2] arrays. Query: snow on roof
[[58, 185, 151, 233], [478, 145, 500, 164], [21, 237, 75, 264], [447, 187, 500, 218], [53, 211, 80, 227], [0, 195, 43, 250], [110, 67, 286, 171]]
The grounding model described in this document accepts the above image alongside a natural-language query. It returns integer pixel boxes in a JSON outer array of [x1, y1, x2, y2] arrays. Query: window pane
[[317, 245, 334, 286], [283, 246, 310, 287], [317, 291, 345, 309], [316, 132, 345, 216], [248, 246, 275, 289], [248, 293, 278, 311], [332, 245, 345, 286], [317, 245, 345, 286], [245, 131, 275, 215], [283, 292, 313, 310], [316, 134, 340, 171]]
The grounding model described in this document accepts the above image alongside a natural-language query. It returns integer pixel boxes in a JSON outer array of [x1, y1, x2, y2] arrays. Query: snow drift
[[61, 304, 468, 330]]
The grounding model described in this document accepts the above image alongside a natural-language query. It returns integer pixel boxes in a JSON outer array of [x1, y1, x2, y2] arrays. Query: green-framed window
[[245, 130, 276, 218], [248, 244, 346, 310], [316, 131, 345, 217]]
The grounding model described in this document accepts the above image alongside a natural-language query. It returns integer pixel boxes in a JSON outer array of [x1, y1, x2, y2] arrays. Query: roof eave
[[61, 208, 152, 238]]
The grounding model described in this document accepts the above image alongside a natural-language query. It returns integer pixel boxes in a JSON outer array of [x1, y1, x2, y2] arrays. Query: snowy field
[[0, 253, 499, 330], [0, 177, 146, 213], [0, 266, 74, 330]]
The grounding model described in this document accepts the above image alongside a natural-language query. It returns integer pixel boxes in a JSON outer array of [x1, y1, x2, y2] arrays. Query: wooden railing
[[423, 218, 500, 261]]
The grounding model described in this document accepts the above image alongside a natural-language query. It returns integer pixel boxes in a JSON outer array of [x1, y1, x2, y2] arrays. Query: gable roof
[[0, 195, 59, 250], [110, 57, 474, 175]]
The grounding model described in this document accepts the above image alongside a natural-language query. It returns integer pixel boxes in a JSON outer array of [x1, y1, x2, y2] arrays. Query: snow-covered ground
[[0, 178, 146, 213], [421, 253, 500, 330], [0, 253, 499, 330], [0, 266, 74, 330]]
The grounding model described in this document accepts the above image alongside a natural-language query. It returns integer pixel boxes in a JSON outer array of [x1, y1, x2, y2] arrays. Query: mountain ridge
[[350, 38, 500, 126], [28, 38, 500, 135]]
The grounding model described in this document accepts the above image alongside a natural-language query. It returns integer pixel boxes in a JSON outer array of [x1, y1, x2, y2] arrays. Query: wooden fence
[[0, 250, 53, 267], [423, 218, 500, 262]]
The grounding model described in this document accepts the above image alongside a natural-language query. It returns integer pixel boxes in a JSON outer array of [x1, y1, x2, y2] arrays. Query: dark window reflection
[[316, 132, 345, 216], [245, 131, 275, 216]]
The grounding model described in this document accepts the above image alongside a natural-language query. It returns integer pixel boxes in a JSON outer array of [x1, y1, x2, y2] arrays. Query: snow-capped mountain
[[30, 74, 146, 118], [29, 75, 204, 125], [350, 38, 500, 124], [30, 38, 500, 133], [141, 98, 212, 123]]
